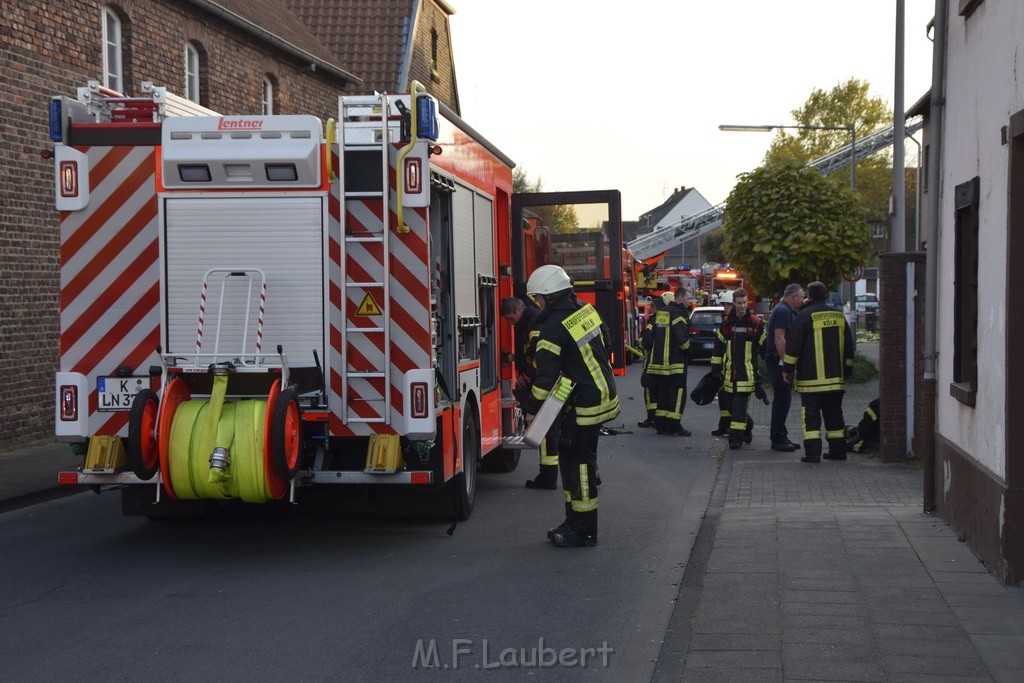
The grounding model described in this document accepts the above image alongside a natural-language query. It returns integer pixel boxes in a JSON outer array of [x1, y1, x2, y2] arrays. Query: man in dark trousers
[[523, 265, 619, 547], [710, 288, 766, 449], [765, 284, 804, 452], [783, 281, 855, 463], [501, 296, 558, 489], [642, 289, 692, 435]]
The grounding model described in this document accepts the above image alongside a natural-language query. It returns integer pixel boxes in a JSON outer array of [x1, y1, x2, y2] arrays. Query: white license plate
[[703, 342, 714, 349], [96, 376, 147, 412]]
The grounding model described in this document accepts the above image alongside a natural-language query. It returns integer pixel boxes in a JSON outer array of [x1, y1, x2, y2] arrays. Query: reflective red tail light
[[410, 381, 428, 418], [59, 385, 78, 421]]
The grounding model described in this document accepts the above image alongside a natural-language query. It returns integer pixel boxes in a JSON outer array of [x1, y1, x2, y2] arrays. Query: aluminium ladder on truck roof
[[626, 117, 925, 262]]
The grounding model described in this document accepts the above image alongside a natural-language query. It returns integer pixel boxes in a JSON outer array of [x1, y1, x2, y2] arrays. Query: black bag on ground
[[690, 371, 723, 406]]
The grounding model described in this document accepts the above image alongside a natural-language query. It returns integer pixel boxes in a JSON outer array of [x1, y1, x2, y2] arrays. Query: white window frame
[[184, 42, 200, 104], [262, 76, 274, 115], [101, 7, 122, 92]]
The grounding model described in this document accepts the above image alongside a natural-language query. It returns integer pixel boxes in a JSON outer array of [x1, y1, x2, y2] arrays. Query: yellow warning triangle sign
[[356, 292, 383, 316]]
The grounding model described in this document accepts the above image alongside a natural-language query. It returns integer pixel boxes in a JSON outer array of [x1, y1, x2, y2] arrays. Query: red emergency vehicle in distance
[[511, 191, 636, 375]]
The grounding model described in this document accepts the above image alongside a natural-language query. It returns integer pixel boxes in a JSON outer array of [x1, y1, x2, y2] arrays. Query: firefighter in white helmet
[[523, 264, 619, 547]]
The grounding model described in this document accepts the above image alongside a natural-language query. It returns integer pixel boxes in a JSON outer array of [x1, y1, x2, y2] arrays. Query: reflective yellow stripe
[[537, 339, 561, 356], [804, 430, 821, 439], [571, 499, 598, 512], [531, 385, 550, 401], [578, 464, 589, 498], [783, 354, 799, 365], [539, 439, 558, 466], [827, 429, 846, 439], [866, 406, 877, 420]]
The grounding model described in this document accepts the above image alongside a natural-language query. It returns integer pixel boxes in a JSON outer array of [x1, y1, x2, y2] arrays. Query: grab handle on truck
[[395, 80, 427, 234]]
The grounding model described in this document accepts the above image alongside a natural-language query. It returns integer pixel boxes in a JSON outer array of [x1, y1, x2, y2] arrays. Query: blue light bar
[[48, 99, 63, 142], [417, 96, 439, 141]]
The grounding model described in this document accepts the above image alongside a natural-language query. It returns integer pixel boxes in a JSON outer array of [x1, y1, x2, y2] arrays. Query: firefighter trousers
[[558, 411, 599, 536], [718, 389, 753, 438], [535, 420, 560, 478], [654, 370, 687, 432], [800, 391, 846, 459]]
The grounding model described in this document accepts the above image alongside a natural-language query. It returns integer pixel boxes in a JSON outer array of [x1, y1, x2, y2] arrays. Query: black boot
[[728, 434, 743, 449], [637, 418, 655, 428], [525, 465, 559, 490], [547, 520, 572, 541], [550, 527, 598, 547]]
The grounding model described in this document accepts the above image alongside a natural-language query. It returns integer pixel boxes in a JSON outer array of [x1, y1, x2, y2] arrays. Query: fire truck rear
[[49, 81, 523, 518]]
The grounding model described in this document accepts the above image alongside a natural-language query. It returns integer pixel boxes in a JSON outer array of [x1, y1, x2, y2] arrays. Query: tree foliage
[[701, 229, 727, 263], [765, 79, 893, 220], [722, 160, 870, 294], [513, 167, 579, 234]]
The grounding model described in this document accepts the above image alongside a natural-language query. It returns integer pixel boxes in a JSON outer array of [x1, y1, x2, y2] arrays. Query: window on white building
[[101, 7, 122, 92], [185, 42, 201, 103], [952, 176, 980, 404]]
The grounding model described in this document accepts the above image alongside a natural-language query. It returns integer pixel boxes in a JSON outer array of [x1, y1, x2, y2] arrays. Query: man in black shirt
[[765, 284, 803, 451]]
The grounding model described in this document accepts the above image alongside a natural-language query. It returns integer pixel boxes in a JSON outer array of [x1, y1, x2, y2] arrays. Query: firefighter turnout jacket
[[711, 309, 766, 393], [525, 292, 620, 426], [783, 302, 854, 393], [640, 302, 691, 376]]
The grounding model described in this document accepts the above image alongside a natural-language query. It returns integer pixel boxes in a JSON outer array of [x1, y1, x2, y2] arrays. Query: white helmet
[[662, 291, 675, 305], [719, 289, 734, 304], [526, 265, 572, 296]]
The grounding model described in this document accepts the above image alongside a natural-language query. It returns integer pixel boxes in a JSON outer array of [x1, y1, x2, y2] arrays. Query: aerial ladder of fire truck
[[626, 117, 926, 265]]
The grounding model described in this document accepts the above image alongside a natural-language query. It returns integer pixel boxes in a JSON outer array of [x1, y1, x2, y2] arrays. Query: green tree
[[722, 161, 870, 294], [701, 228, 727, 263], [513, 166, 543, 194], [513, 167, 579, 234], [765, 78, 893, 220]]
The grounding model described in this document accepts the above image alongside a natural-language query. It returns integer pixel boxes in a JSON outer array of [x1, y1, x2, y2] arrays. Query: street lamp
[[718, 123, 857, 190]]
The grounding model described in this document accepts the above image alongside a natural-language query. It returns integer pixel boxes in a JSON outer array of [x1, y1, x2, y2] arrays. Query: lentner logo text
[[218, 118, 264, 131]]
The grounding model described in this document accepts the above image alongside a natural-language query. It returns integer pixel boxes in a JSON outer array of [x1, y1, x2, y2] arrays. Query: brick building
[[0, 0, 460, 451]]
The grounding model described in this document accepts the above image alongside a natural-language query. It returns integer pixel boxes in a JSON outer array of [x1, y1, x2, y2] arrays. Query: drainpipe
[[923, 0, 948, 512]]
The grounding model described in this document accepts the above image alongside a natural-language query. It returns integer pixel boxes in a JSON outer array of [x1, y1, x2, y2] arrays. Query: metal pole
[[892, 0, 906, 253], [850, 126, 856, 191]]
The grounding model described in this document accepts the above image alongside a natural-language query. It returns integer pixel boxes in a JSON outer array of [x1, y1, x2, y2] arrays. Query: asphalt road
[[0, 365, 721, 680]]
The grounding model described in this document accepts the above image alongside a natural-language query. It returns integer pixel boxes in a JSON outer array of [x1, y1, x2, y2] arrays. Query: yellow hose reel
[[127, 372, 300, 502]]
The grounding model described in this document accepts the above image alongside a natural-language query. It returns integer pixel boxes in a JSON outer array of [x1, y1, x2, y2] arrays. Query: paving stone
[[680, 666, 784, 682], [684, 649, 781, 670], [782, 626, 874, 646], [880, 654, 989, 677], [687, 632, 781, 651]]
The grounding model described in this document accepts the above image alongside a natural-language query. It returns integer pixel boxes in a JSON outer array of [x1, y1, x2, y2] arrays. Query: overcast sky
[[449, 1, 935, 220]]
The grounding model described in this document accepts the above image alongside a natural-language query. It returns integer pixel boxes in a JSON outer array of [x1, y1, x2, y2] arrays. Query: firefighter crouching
[[522, 265, 619, 548], [783, 281, 855, 463]]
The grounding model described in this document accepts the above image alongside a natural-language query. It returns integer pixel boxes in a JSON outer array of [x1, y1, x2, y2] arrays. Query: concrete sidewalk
[[654, 343, 1024, 681]]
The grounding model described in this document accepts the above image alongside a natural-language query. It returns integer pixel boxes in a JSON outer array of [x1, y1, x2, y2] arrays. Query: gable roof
[[184, 0, 360, 84], [639, 187, 695, 229], [284, 0, 455, 95]]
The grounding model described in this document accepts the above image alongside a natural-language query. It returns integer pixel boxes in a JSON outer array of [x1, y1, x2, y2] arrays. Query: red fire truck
[[49, 81, 527, 518]]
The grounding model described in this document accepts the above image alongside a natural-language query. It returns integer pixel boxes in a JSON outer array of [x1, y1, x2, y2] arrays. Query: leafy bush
[[849, 352, 878, 384]]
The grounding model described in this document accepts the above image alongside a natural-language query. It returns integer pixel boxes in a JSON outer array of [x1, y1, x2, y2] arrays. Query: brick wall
[[878, 252, 927, 462], [0, 0, 351, 451], [408, 0, 459, 114]]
